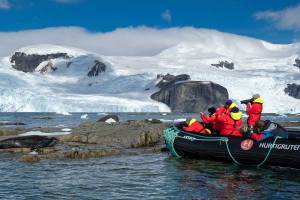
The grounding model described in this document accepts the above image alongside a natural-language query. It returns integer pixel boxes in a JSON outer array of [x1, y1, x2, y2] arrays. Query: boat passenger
[[243, 94, 264, 129], [200, 107, 220, 133], [216, 107, 243, 137], [182, 118, 211, 135], [216, 100, 238, 115], [251, 120, 287, 141]]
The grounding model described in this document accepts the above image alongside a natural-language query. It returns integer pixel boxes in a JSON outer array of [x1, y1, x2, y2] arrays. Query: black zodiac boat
[[164, 125, 300, 169]]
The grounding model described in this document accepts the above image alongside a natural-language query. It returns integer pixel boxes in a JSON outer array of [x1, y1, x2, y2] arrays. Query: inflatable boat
[[164, 125, 300, 169]]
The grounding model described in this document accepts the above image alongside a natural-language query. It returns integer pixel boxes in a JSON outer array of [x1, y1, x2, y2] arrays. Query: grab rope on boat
[[163, 126, 282, 168]]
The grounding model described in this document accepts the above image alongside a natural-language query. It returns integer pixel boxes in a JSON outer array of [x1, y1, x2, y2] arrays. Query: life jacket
[[182, 119, 211, 135], [246, 98, 264, 126], [217, 111, 243, 137]]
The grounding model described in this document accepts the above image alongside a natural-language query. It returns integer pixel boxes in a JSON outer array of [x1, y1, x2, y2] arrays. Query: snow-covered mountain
[[0, 30, 300, 113]]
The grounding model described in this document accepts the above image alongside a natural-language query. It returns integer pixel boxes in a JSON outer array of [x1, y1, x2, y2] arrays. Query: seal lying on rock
[[0, 135, 58, 149]]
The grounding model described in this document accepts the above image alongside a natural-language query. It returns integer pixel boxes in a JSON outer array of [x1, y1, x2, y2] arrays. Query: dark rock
[[156, 73, 190, 89], [59, 121, 167, 148], [32, 116, 53, 120], [66, 61, 72, 68], [10, 52, 71, 73], [0, 122, 26, 126], [87, 60, 106, 77], [144, 119, 162, 124], [97, 115, 119, 123], [151, 81, 228, 112], [294, 58, 300, 69], [211, 61, 234, 70], [37, 61, 57, 74], [284, 83, 300, 99], [0, 135, 57, 149]]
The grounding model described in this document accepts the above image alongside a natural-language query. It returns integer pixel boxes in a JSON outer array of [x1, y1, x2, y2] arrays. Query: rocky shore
[[0, 120, 168, 162], [0, 119, 300, 163]]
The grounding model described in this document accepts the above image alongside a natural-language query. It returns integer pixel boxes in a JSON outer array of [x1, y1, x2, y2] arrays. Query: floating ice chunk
[[173, 118, 186, 123], [19, 131, 71, 136], [97, 112, 108, 116], [56, 111, 72, 116], [105, 118, 117, 124], [81, 114, 88, 119], [61, 128, 72, 132], [29, 151, 38, 155]]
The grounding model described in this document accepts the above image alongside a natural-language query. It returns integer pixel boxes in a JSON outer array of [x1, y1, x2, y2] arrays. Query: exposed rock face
[[151, 80, 229, 112], [0, 122, 26, 126], [10, 52, 71, 72], [285, 84, 300, 99], [156, 73, 190, 89], [59, 121, 167, 148], [87, 60, 106, 77], [294, 58, 300, 69], [211, 61, 234, 70], [37, 61, 57, 74]]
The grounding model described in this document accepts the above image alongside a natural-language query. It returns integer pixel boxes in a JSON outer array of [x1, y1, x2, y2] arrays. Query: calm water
[[0, 113, 300, 199], [0, 112, 299, 128], [0, 152, 299, 200]]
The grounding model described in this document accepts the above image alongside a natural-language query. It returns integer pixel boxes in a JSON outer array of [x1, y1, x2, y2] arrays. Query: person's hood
[[229, 102, 238, 109], [230, 111, 242, 120], [253, 98, 264, 104]]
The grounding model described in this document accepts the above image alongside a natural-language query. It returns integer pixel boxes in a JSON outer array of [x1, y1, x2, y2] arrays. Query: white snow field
[[0, 30, 300, 113]]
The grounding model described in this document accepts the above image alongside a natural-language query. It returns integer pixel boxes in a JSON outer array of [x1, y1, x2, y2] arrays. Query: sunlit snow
[[0, 30, 300, 113]]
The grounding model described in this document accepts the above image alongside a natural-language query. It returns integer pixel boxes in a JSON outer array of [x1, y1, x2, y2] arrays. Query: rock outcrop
[[10, 52, 71, 72], [156, 73, 191, 88], [60, 120, 167, 148], [211, 61, 234, 70], [87, 60, 106, 77], [151, 77, 229, 112], [97, 115, 119, 123], [294, 58, 300, 69], [285, 84, 300, 99], [37, 61, 57, 74]]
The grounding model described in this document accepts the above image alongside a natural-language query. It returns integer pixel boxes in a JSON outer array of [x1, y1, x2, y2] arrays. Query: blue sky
[[0, 0, 300, 56], [0, 0, 299, 43]]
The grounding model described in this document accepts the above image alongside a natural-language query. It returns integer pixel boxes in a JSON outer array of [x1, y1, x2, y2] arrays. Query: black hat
[[208, 107, 216, 114]]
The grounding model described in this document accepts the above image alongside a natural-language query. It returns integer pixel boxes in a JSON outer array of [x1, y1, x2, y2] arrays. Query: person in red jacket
[[200, 107, 221, 133], [251, 120, 288, 141], [216, 107, 243, 137], [182, 118, 211, 135], [216, 100, 238, 115], [244, 94, 264, 128]]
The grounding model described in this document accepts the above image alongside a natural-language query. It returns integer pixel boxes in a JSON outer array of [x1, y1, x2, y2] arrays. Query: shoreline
[[0, 120, 300, 162]]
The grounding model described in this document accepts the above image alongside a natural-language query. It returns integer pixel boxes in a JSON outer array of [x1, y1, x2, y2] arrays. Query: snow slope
[[0, 29, 300, 113]]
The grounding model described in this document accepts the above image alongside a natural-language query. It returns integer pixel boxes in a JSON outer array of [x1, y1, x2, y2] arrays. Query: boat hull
[[165, 126, 300, 169]]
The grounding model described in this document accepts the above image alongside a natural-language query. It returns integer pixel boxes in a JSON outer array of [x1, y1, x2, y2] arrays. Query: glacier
[[0, 30, 300, 113]]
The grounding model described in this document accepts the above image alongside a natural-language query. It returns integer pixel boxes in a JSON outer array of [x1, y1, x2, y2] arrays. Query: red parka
[[216, 102, 238, 115], [182, 121, 211, 135], [246, 98, 264, 126], [251, 133, 265, 141], [201, 113, 221, 131], [216, 112, 243, 137]]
